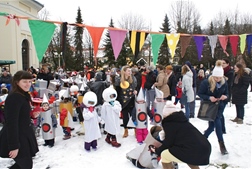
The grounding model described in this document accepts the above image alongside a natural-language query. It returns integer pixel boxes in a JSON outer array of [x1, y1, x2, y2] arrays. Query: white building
[[0, 0, 43, 74]]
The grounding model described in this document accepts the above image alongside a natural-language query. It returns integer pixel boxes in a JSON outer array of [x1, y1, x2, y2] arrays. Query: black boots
[[219, 141, 228, 155]]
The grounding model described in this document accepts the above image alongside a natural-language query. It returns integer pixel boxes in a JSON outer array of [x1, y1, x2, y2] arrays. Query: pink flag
[[218, 35, 229, 56], [109, 29, 127, 60]]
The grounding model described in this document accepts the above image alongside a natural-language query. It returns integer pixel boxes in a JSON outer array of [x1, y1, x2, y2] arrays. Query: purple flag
[[247, 34, 252, 55], [109, 29, 127, 60], [193, 36, 207, 61]]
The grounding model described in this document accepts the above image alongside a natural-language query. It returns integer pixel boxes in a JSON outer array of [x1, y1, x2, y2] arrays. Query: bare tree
[[37, 8, 50, 20], [117, 12, 149, 30], [168, 0, 201, 33]]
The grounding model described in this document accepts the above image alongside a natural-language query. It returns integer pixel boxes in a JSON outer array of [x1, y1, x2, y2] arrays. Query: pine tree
[[73, 7, 84, 71], [158, 14, 171, 66]]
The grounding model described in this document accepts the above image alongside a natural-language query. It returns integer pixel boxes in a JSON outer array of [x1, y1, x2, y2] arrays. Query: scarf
[[223, 65, 231, 75]]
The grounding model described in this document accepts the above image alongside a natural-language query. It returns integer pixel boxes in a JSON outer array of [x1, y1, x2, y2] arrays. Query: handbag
[[197, 100, 219, 121], [180, 91, 187, 105]]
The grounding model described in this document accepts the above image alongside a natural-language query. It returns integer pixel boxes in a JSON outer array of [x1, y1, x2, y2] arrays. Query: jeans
[[184, 102, 190, 119], [189, 87, 196, 117], [204, 116, 224, 142], [235, 104, 245, 120], [145, 89, 155, 111]]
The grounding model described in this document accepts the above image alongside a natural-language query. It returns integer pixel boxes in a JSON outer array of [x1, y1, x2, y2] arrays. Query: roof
[[0, 60, 16, 66]]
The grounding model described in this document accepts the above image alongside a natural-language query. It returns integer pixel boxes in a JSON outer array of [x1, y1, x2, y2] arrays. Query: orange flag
[[85, 26, 105, 64]]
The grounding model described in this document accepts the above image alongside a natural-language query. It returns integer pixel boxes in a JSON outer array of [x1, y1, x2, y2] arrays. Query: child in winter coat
[[101, 86, 122, 147], [82, 91, 102, 151], [174, 79, 184, 108]]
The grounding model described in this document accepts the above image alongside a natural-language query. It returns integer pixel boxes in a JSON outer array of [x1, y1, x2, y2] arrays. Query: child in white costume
[[82, 91, 102, 151], [101, 86, 122, 147]]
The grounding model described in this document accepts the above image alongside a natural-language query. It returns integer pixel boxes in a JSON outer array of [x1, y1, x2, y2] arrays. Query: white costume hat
[[137, 88, 145, 101], [155, 87, 164, 99], [162, 101, 179, 118], [102, 86, 117, 102], [83, 91, 97, 107], [42, 93, 49, 104], [70, 85, 79, 93]]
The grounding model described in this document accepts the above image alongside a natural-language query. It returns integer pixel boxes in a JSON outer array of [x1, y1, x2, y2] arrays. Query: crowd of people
[[0, 58, 251, 169]]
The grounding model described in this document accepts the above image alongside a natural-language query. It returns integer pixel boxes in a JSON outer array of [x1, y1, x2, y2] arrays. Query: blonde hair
[[198, 69, 205, 78], [120, 65, 133, 84], [208, 76, 225, 92]]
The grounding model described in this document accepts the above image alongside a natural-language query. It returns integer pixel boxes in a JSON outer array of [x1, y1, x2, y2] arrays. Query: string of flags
[[1, 12, 252, 65]]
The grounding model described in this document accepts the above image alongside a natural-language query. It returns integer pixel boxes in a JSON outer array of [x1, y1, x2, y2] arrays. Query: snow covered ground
[[0, 89, 251, 169]]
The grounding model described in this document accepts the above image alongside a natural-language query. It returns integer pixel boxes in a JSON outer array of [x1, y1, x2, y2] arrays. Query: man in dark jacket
[[165, 65, 176, 101], [185, 61, 196, 118], [221, 58, 234, 133], [144, 66, 157, 120], [131, 67, 142, 94]]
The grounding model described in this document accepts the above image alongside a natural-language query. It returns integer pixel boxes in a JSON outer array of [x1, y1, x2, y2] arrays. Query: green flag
[[28, 20, 56, 62], [239, 34, 247, 54], [151, 34, 165, 65]]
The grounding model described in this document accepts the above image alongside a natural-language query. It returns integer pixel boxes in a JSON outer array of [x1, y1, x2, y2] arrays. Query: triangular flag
[[246, 34, 252, 55], [136, 88, 145, 101], [239, 34, 247, 54], [218, 35, 229, 56], [85, 26, 105, 63], [166, 33, 180, 58], [208, 35, 218, 58], [193, 36, 207, 61], [180, 35, 192, 58], [129, 31, 149, 58], [28, 20, 56, 62], [150, 33, 165, 65], [109, 29, 127, 60], [229, 35, 239, 57]]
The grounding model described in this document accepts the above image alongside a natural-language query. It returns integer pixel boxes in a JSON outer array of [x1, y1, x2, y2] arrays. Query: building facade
[[0, 0, 43, 74]]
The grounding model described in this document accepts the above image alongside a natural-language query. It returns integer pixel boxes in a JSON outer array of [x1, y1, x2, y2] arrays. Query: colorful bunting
[[239, 34, 247, 54], [229, 35, 239, 57], [247, 34, 252, 55], [109, 29, 127, 60], [207, 35, 218, 58], [218, 35, 229, 56], [180, 35, 192, 58], [129, 31, 149, 58], [166, 33, 180, 58], [28, 20, 56, 62], [193, 36, 207, 61], [150, 34, 165, 65]]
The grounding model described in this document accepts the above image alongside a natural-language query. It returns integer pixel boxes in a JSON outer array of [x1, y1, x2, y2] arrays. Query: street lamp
[[53, 51, 61, 68]]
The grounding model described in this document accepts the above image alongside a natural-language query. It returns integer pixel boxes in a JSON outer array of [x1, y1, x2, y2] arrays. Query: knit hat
[[212, 60, 224, 77], [162, 101, 179, 117]]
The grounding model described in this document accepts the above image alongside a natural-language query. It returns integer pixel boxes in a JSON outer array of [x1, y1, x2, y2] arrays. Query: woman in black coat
[[0, 71, 39, 169], [231, 63, 250, 124], [150, 101, 211, 169]]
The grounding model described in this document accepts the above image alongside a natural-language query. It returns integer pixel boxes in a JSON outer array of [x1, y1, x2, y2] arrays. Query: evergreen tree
[[209, 22, 214, 35], [73, 7, 84, 71], [158, 14, 171, 66], [64, 29, 75, 71]]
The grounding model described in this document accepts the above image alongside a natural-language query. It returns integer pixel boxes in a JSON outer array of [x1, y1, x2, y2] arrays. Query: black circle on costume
[[137, 112, 147, 122], [42, 123, 51, 132], [154, 114, 162, 123]]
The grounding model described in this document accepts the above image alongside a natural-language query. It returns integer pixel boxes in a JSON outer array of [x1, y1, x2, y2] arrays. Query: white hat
[[155, 88, 164, 99], [42, 94, 49, 104], [162, 101, 179, 117], [136, 88, 145, 101], [212, 60, 223, 77]]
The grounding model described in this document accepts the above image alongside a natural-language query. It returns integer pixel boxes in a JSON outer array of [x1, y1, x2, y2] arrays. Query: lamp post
[[53, 51, 61, 68]]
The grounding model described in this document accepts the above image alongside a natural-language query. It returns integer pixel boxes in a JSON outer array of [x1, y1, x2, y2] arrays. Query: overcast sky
[[37, 0, 251, 31]]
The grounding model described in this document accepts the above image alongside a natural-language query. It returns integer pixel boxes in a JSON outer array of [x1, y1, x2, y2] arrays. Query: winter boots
[[123, 128, 128, 138], [111, 138, 121, 147], [187, 164, 200, 169], [230, 117, 238, 122], [219, 141, 228, 155], [231, 117, 243, 124], [161, 162, 174, 169], [105, 134, 111, 144], [237, 118, 243, 124]]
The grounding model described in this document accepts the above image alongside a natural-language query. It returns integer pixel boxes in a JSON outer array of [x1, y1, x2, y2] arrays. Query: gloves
[[133, 121, 137, 126], [109, 101, 114, 107]]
